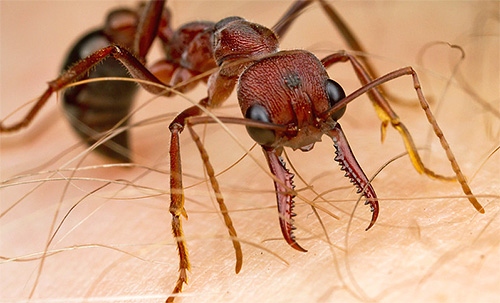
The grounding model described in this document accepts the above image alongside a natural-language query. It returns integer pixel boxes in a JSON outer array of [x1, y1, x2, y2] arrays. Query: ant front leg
[[167, 99, 243, 302], [320, 52, 485, 214], [167, 102, 208, 301]]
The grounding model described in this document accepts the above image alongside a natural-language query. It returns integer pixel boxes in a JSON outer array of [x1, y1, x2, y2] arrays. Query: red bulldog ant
[[0, 0, 485, 301]]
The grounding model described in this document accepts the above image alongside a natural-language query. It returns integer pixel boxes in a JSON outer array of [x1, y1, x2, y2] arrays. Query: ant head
[[238, 50, 347, 150]]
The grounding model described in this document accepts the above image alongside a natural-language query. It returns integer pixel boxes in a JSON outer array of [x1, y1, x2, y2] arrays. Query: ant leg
[[315, 0, 418, 106], [186, 121, 243, 272], [168, 122, 190, 303], [0, 46, 168, 133], [167, 102, 206, 301], [273, 0, 405, 105], [0, 87, 54, 133], [0, 0, 167, 133], [313, 0, 378, 81], [319, 54, 484, 213], [185, 115, 311, 250], [133, 0, 165, 60], [167, 99, 244, 301], [273, 0, 378, 83], [272, 0, 313, 38], [322, 52, 448, 177]]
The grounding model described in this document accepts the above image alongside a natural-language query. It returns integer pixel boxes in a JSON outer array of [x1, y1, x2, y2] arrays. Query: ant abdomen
[[62, 29, 138, 162]]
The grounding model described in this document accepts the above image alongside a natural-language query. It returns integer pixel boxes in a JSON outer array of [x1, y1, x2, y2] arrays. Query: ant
[[0, 0, 485, 301]]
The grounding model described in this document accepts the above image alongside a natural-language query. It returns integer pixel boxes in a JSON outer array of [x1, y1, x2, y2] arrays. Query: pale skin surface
[[1, 1, 499, 303]]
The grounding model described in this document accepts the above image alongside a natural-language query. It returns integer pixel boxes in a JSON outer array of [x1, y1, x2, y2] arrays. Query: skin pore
[[1, 1, 498, 302]]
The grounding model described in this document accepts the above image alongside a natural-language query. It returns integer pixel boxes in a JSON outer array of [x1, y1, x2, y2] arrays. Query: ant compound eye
[[245, 104, 276, 146], [326, 79, 345, 105], [325, 79, 347, 121]]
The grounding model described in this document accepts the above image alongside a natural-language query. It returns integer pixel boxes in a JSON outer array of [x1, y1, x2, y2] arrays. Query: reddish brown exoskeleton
[[0, 0, 485, 301]]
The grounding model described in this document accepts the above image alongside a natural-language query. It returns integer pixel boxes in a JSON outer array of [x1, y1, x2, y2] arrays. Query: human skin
[[1, 1, 499, 303]]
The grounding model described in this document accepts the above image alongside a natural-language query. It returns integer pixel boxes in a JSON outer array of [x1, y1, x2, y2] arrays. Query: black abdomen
[[62, 30, 138, 162]]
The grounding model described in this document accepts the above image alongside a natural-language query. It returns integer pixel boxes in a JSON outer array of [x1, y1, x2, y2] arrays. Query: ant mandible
[[0, 0, 485, 301]]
